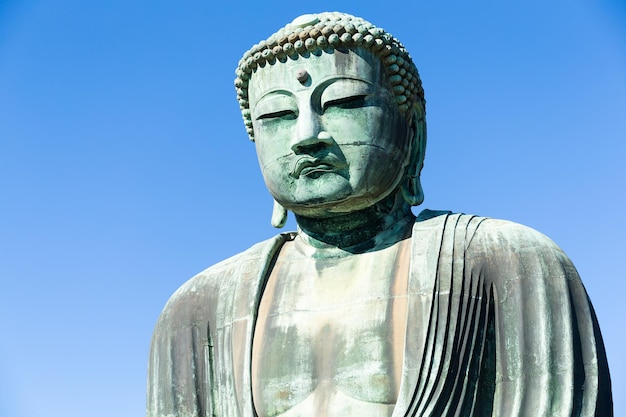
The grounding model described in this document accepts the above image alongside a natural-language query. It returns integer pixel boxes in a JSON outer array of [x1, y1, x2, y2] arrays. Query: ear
[[400, 103, 427, 206], [271, 199, 288, 228]]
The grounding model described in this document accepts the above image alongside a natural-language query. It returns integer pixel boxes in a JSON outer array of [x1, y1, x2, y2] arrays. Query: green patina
[[147, 12, 613, 417]]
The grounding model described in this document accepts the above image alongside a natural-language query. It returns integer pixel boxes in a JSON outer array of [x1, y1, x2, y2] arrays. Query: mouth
[[290, 157, 343, 179]]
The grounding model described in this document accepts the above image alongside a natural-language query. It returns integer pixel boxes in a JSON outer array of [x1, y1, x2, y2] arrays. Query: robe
[[146, 210, 613, 416]]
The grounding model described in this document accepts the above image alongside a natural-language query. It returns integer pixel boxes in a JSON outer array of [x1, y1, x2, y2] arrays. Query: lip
[[290, 157, 343, 178]]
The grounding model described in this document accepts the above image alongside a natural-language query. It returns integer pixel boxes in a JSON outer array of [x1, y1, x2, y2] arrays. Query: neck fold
[[294, 191, 416, 254]]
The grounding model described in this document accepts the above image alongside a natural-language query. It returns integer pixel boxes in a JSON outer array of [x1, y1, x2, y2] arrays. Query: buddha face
[[249, 48, 413, 218]]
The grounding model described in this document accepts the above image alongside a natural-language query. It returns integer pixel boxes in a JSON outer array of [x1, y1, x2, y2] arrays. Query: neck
[[294, 191, 415, 253]]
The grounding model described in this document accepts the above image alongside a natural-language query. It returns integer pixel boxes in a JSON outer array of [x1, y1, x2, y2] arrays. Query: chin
[[272, 175, 402, 218], [273, 178, 351, 209], [285, 192, 394, 219]]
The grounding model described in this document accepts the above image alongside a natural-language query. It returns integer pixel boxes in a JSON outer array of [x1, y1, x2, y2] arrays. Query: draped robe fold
[[147, 211, 612, 417]]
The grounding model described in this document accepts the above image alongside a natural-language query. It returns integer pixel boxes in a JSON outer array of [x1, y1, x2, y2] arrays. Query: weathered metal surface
[[147, 11, 613, 417]]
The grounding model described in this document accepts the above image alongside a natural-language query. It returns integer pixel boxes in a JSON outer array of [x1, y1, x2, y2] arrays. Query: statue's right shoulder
[[160, 232, 293, 318]]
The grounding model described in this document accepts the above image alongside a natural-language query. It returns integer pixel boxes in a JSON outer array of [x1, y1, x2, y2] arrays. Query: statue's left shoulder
[[413, 209, 569, 263], [457, 216, 613, 414], [470, 217, 568, 257], [465, 217, 580, 286]]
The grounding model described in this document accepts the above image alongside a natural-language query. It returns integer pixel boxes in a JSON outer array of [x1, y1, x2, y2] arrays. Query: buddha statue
[[147, 12, 612, 417]]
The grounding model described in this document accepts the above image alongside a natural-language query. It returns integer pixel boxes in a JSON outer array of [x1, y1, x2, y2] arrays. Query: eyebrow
[[312, 76, 375, 95], [251, 90, 295, 112], [254, 74, 375, 96]]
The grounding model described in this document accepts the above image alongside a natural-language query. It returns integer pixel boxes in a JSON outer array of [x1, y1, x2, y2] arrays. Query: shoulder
[[155, 233, 291, 328], [472, 218, 560, 250], [416, 209, 564, 255], [469, 218, 567, 262], [468, 218, 579, 287], [177, 233, 289, 296], [415, 209, 577, 282]]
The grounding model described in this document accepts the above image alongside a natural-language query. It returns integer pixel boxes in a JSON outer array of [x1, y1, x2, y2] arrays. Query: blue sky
[[1, 1, 624, 416]]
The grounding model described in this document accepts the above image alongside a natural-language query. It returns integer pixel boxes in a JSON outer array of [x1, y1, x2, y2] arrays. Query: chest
[[251, 240, 410, 416]]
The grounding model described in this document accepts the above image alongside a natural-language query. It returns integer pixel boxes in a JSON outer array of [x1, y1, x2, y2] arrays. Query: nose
[[290, 107, 333, 154]]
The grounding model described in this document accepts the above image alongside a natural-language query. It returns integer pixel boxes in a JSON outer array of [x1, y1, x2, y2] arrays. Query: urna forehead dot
[[296, 69, 309, 84]]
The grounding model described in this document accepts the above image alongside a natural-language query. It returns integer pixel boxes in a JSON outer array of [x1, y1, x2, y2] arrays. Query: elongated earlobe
[[401, 175, 424, 206], [271, 200, 288, 228], [400, 105, 426, 207]]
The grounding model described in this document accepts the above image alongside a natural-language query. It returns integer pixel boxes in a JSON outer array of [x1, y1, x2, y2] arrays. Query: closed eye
[[256, 109, 297, 120], [323, 95, 368, 112]]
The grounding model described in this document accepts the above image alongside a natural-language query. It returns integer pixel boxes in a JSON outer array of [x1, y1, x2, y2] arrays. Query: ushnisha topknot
[[234, 11, 425, 140]]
